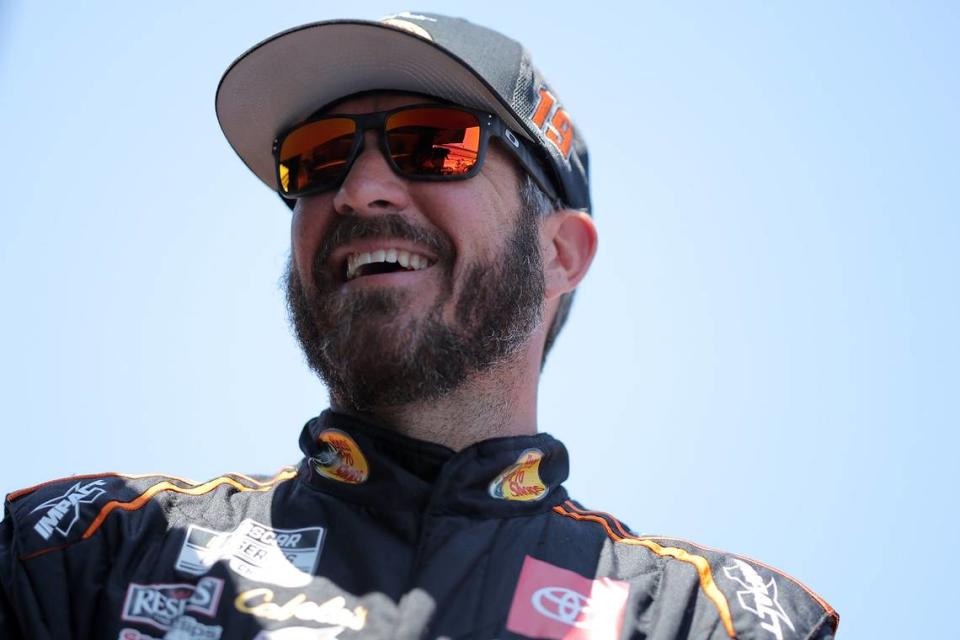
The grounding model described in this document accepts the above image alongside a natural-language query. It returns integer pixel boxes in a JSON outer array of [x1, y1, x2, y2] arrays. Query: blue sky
[[2, 2, 957, 637]]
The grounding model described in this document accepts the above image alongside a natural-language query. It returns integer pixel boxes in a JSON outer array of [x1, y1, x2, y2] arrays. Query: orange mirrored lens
[[386, 108, 481, 177], [278, 118, 357, 194]]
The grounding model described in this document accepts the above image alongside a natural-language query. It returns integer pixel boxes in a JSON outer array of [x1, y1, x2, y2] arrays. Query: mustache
[[313, 213, 454, 283]]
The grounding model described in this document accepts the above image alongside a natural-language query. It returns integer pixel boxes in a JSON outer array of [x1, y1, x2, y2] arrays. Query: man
[[0, 12, 837, 640]]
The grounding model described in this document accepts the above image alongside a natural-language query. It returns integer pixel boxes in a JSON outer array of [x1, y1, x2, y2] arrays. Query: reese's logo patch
[[121, 576, 223, 633]]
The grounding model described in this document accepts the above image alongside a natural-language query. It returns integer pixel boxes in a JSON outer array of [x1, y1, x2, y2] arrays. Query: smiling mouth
[[344, 248, 436, 282]]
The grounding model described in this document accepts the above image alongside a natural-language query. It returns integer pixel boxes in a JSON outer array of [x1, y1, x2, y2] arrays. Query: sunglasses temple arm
[[497, 128, 564, 208]]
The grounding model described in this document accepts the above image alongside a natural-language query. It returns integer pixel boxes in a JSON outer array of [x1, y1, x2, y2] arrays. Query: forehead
[[322, 91, 450, 115]]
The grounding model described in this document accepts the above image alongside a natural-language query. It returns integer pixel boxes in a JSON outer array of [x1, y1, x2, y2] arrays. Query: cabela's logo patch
[[175, 519, 324, 588], [312, 429, 369, 485], [236, 588, 367, 634], [489, 449, 548, 501], [30, 479, 107, 541]]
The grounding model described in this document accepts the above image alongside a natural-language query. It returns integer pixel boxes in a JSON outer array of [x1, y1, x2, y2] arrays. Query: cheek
[[290, 216, 312, 276], [414, 180, 518, 265], [290, 199, 333, 276]]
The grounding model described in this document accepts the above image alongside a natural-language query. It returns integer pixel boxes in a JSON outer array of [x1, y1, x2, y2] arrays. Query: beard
[[284, 207, 545, 411]]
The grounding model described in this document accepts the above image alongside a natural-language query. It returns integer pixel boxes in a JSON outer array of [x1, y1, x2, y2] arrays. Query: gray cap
[[216, 11, 591, 211]]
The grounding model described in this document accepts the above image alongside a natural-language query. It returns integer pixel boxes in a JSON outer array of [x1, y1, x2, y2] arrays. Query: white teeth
[[344, 247, 433, 281]]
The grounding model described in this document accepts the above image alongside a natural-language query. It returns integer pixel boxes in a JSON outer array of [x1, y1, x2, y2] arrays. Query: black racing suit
[[0, 411, 838, 639]]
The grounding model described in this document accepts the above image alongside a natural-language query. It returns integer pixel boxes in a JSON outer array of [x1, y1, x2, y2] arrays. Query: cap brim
[[215, 20, 529, 195]]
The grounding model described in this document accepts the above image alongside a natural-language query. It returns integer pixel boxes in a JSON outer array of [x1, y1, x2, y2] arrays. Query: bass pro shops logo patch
[[311, 429, 369, 485], [30, 479, 107, 541], [489, 449, 548, 502], [722, 558, 796, 640], [507, 556, 629, 639]]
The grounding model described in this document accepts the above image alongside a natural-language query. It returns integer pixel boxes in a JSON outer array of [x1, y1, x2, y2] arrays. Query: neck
[[331, 350, 541, 451]]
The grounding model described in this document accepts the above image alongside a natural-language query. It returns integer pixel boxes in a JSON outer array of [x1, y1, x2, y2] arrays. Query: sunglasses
[[273, 104, 559, 201]]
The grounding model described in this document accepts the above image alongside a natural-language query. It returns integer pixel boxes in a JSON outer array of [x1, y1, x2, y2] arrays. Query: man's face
[[285, 93, 545, 409]]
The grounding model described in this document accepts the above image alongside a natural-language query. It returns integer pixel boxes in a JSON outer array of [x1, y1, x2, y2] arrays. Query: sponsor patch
[[118, 616, 221, 639], [121, 576, 223, 631], [118, 629, 161, 640], [380, 18, 433, 41], [312, 429, 369, 485], [253, 626, 353, 639], [236, 588, 367, 634], [379, 11, 437, 41], [489, 449, 548, 502], [29, 479, 107, 541], [166, 615, 222, 639], [507, 556, 629, 640], [175, 519, 324, 588], [723, 559, 796, 640]]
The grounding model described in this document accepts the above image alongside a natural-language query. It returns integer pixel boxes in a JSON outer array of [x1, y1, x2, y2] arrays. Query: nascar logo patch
[[175, 518, 325, 588]]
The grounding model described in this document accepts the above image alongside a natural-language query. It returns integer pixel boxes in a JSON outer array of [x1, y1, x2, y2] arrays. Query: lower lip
[[341, 266, 435, 289]]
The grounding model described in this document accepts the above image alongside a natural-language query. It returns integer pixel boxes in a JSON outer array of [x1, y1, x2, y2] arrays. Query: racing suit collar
[[297, 410, 570, 516]]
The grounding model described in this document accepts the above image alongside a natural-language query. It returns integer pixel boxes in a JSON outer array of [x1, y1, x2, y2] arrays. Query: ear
[[540, 210, 598, 300]]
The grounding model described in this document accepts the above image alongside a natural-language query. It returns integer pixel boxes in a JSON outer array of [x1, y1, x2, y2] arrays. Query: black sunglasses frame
[[272, 104, 560, 202]]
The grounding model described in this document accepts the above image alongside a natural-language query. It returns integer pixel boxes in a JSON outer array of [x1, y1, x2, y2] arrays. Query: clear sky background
[[2, 2, 957, 638]]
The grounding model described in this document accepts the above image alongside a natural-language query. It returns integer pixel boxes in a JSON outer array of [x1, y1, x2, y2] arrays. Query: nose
[[332, 131, 411, 216]]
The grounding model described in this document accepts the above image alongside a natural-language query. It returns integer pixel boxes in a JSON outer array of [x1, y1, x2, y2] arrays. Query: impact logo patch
[[175, 518, 324, 588], [30, 479, 107, 541], [489, 449, 548, 502], [723, 558, 796, 640], [507, 555, 629, 639], [311, 429, 369, 485]]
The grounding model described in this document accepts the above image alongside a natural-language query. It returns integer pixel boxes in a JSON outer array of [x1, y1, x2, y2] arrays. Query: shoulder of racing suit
[[0, 468, 298, 638], [1, 468, 297, 562], [553, 499, 840, 640]]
